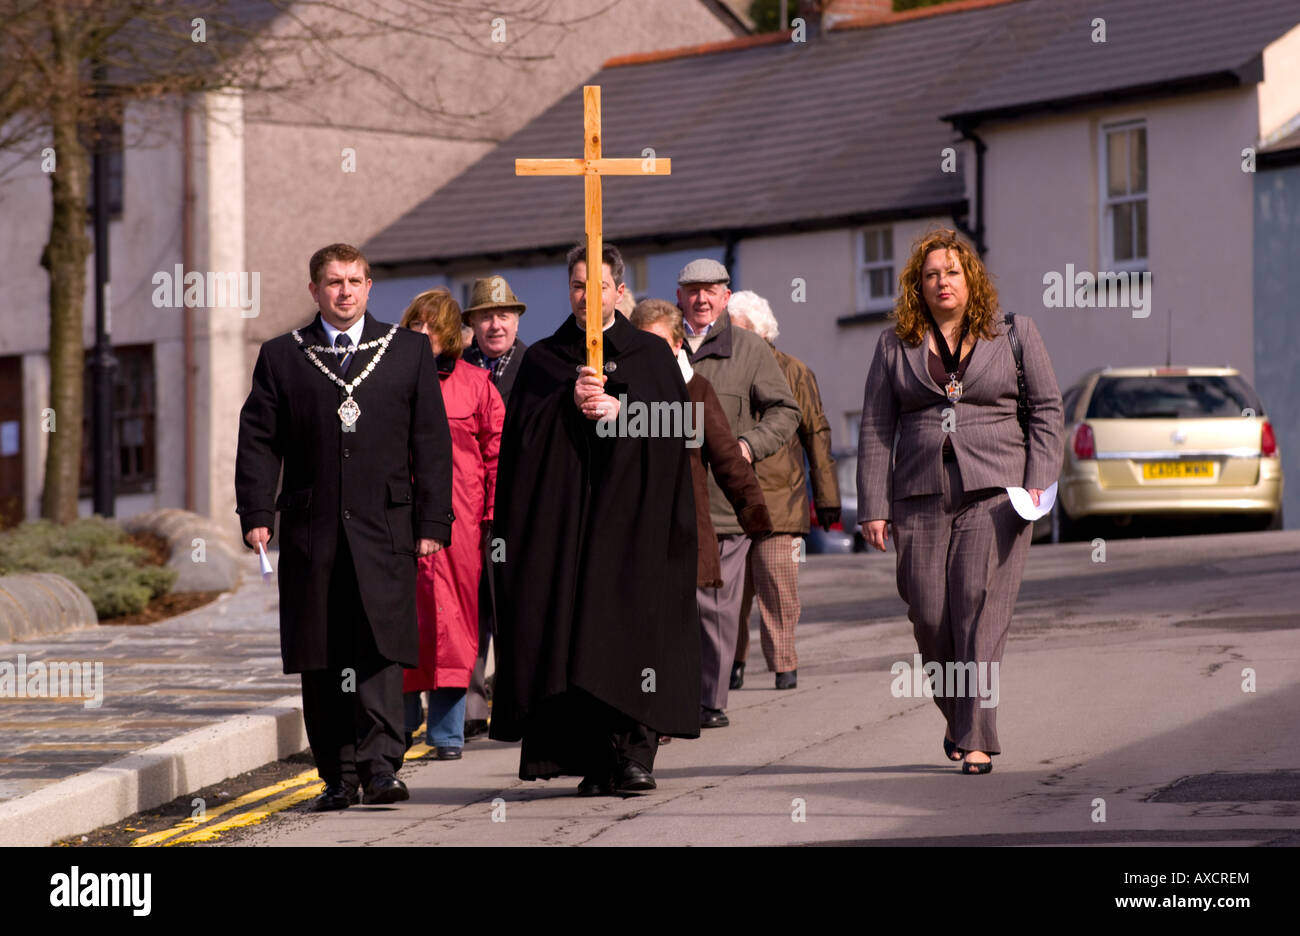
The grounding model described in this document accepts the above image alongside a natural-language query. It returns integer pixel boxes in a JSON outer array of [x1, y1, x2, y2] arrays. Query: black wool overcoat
[[489, 312, 701, 749], [235, 312, 454, 673]]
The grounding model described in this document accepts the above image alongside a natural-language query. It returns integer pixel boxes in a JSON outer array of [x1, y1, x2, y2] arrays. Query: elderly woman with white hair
[[726, 290, 841, 691]]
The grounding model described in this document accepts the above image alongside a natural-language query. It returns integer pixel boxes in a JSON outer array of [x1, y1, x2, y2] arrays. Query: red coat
[[404, 358, 505, 691]]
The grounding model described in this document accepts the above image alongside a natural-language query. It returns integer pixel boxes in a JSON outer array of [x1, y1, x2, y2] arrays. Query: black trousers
[[299, 533, 406, 788], [517, 689, 658, 781]]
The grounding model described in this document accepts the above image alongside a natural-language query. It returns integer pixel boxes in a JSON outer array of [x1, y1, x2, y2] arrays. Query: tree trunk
[[40, 2, 91, 524]]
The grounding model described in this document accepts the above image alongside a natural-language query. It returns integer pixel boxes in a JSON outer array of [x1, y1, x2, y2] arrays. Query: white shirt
[[320, 314, 365, 349]]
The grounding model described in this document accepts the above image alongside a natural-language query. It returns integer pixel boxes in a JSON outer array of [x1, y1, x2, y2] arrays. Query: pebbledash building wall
[[0, 0, 745, 530], [363, 0, 1300, 529], [1254, 128, 1300, 526]]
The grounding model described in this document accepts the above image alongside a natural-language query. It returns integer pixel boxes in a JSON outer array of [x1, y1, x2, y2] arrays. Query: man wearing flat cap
[[463, 275, 528, 407], [677, 258, 799, 729]]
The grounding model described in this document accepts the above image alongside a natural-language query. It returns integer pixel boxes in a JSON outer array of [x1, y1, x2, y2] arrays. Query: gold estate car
[[1055, 366, 1283, 539]]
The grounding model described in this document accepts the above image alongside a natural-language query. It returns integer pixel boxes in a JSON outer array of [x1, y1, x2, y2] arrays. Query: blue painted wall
[[367, 245, 729, 347]]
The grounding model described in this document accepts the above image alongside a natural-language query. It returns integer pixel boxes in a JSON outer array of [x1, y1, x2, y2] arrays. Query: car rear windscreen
[[1086, 376, 1263, 419]]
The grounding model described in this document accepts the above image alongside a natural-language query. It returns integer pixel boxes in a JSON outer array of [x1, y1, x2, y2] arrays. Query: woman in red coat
[[399, 288, 505, 759]]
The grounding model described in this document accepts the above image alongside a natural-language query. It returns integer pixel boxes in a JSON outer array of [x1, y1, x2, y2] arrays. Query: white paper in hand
[[1006, 481, 1057, 521], [258, 542, 274, 583]]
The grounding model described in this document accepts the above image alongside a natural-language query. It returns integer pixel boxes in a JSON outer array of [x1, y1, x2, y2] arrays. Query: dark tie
[[335, 333, 354, 376]]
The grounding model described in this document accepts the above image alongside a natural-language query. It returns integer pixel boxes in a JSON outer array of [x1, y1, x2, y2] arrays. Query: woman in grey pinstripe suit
[[856, 230, 1064, 775]]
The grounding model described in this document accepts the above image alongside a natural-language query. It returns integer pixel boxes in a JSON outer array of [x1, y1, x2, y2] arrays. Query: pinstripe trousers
[[891, 458, 1033, 756], [698, 534, 752, 711]]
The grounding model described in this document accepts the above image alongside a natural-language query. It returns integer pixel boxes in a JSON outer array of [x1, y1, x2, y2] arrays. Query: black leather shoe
[[775, 670, 797, 690], [435, 746, 462, 760], [463, 719, 489, 740], [613, 762, 656, 794], [361, 774, 410, 804], [312, 781, 359, 812], [729, 662, 745, 690], [577, 774, 614, 797], [701, 706, 730, 728]]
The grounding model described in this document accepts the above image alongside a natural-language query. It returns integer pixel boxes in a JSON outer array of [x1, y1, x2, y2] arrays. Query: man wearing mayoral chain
[[236, 243, 454, 810]]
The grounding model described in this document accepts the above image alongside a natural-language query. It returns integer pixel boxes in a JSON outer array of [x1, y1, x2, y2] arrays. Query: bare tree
[[0, 0, 614, 523]]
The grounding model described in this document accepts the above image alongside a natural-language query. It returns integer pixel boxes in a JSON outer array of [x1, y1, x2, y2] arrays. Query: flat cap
[[677, 258, 730, 286]]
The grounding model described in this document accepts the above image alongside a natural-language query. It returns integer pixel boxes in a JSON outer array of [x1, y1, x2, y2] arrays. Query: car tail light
[[1262, 421, 1277, 457], [1073, 423, 1096, 460]]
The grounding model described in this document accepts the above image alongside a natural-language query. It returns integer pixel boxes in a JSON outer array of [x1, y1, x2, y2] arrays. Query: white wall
[[1260, 22, 1300, 140], [981, 88, 1259, 395], [736, 216, 950, 453], [191, 91, 250, 531]]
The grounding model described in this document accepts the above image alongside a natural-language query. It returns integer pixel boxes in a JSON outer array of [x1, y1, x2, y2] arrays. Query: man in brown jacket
[[679, 259, 800, 728], [727, 291, 840, 690]]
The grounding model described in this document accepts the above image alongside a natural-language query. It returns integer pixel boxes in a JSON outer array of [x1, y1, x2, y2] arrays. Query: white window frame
[[855, 226, 895, 312], [1099, 120, 1148, 273]]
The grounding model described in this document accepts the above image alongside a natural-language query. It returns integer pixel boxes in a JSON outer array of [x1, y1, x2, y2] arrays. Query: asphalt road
[[221, 529, 1300, 847]]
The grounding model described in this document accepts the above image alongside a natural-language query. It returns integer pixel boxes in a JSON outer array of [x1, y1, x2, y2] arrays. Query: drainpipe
[[954, 125, 987, 257], [181, 99, 195, 512], [724, 235, 739, 290]]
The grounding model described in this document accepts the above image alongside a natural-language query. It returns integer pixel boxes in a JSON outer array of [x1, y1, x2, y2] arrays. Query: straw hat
[[462, 274, 526, 322]]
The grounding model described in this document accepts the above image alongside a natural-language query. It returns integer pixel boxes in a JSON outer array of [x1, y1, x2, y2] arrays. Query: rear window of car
[[1086, 376, 1263, 419]]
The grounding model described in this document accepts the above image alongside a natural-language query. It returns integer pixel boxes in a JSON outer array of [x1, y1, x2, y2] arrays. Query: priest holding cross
[[489, 89, 699, 795]]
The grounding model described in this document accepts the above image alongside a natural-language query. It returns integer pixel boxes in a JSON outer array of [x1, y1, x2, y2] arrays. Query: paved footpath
[[221, 530, 1300, 847], [0, 554, 293, 805]]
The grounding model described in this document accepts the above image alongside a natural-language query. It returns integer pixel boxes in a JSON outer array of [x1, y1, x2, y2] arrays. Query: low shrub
[[0, 517, 178, 619]]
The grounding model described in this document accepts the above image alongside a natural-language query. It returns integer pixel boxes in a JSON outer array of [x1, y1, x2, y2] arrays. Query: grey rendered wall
[[1253, 162, 1300, 528]]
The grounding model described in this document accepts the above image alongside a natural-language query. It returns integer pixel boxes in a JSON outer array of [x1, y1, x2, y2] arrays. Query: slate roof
[[943, 0, 1300, 126], [365, 0, 1300, 267]]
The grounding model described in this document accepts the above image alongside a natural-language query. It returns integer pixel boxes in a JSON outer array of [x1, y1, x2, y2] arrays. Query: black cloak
[[489, 312, 701, 774]]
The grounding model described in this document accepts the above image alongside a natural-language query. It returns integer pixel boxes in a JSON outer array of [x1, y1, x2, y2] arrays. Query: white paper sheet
[[258, 542, 274, 583], [1006, 481, 1058, 521]]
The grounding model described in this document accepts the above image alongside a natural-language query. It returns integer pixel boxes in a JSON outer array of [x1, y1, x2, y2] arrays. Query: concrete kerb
[[0, 694, 309, 847]]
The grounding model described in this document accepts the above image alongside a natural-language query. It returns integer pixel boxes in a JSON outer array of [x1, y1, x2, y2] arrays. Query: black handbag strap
[[1005, 312, 1030, 447]]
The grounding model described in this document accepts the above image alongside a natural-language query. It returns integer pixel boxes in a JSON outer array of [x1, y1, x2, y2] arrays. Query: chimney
[[823, 0, 893, 27]]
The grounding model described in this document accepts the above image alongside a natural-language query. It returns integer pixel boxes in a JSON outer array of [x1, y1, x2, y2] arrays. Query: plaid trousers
[[735, 534, 800, 673]]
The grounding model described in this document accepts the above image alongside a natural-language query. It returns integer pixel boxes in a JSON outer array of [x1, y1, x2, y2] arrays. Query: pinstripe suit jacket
[[856, 315, 1064, 523]]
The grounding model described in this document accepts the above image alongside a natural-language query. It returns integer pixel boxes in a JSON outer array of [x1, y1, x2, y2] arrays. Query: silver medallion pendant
[[945, 378, 963, 403], [338, 396, 361, 427]]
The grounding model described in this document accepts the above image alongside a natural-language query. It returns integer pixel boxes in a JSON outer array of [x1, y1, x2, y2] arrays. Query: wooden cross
[[516, 85, 671, 373]]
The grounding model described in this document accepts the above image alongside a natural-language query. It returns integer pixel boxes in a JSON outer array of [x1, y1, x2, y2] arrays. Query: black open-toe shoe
[[961, 753, 993, 775], [943, 737, 964, 762]]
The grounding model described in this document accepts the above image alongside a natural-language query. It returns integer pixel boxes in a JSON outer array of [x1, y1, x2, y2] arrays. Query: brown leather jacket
[[753, 349, 840, 534], [689, 373, 771, 586]]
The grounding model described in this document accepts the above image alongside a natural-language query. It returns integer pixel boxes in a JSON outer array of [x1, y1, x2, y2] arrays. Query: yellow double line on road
[[133, 737, 436, 846]]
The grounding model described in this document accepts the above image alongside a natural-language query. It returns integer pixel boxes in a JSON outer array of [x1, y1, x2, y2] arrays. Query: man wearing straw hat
[[460, 275, 529, 741], [463, 275, 529, 407]]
